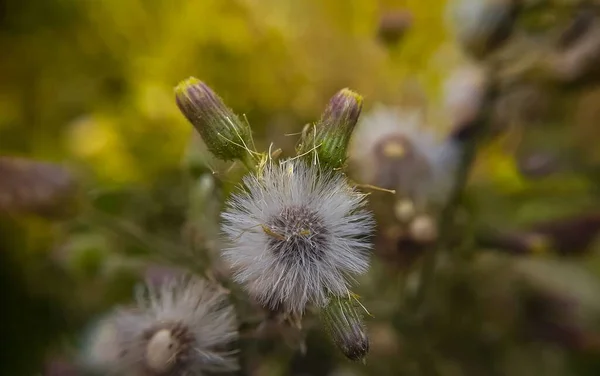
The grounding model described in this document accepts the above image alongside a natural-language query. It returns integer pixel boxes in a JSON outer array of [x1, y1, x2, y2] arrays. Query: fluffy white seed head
[[348, 105, 460, 208], [221, 159, 374, 315], [83, 277, 238, 376]]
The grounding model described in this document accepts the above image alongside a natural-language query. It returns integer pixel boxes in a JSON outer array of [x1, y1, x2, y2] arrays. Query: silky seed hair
[[84, 276, 238, 376], [221, 159, 374, 315]]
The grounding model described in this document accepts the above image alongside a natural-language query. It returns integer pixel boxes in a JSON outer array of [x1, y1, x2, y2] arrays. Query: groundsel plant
[[174, 78, 375, 361], [81, 276, 238, 375]]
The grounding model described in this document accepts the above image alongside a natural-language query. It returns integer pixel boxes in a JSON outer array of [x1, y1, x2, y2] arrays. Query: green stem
[[412, 132, 478, 311], [410, 71, 499, 315], [240, 151, 259, 173]]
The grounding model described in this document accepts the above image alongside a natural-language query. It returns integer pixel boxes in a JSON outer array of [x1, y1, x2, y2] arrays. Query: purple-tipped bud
[[175, 77, 253, 161], [297, 88, 363, 170], [320, 295, 369, 362]]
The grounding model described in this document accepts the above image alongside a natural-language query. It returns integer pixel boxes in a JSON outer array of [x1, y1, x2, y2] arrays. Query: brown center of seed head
[[265, 205, 329, 262]]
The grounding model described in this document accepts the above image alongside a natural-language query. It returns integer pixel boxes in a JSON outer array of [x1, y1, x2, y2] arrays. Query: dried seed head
[[82, 277, 238, 375], [320, 295, 369, 362], [349, 106, 460, 208], [222, 159, 374, 315], [297, 89, 363, 170], [175, 77, 253, 161]]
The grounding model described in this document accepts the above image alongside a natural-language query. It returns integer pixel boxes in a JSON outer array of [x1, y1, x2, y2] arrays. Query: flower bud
[[320, 294, 369, 362], [444, 64, 489, 137], [549, 22, 600, 83], [175, 77, 253, 161], [409, 214, 439, 244], [0, 156, 79, 219], [297, 89, 363, 170], [450, 0, 520, 59], [394, 199, 416, 222], [377, 10, 413, 45]]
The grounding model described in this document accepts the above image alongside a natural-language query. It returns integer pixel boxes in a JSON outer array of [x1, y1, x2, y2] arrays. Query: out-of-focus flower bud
[[444, 64, 489, 138], [0, 156, 79, 219], [558, 8, 596, 50], [549, 21, 600, 83], [297, 89, 363, 170], [450, 0, 520, 59], [377, 10, 413, 45], [517, 151, 560, 178], [175, 77, 254, 161], [409, 214, 439, 244], [394, 199, 416, 222], [320, 294, 369, 362]]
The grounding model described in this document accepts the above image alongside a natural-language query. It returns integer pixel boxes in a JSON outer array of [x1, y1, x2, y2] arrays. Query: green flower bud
[[297, 88, 363, 170], [175, 77, 254, 161], [320, 294, 369, 362]]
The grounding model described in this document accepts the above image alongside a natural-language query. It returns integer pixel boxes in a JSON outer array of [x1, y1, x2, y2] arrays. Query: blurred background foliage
[[2, 0, 600, 375]]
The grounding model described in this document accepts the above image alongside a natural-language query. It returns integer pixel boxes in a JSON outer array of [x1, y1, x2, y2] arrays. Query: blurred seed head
[[297, 88, 363, 170], [221, 159, 373, 315], [0, 157, 79, 219], [348, 105, 460, 208], [320, 295, 369, 362], [81, 316, 122, 372], [449, 0, 520, 59], [81, 276, 238, 375], [175, 77, 254, 161]]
